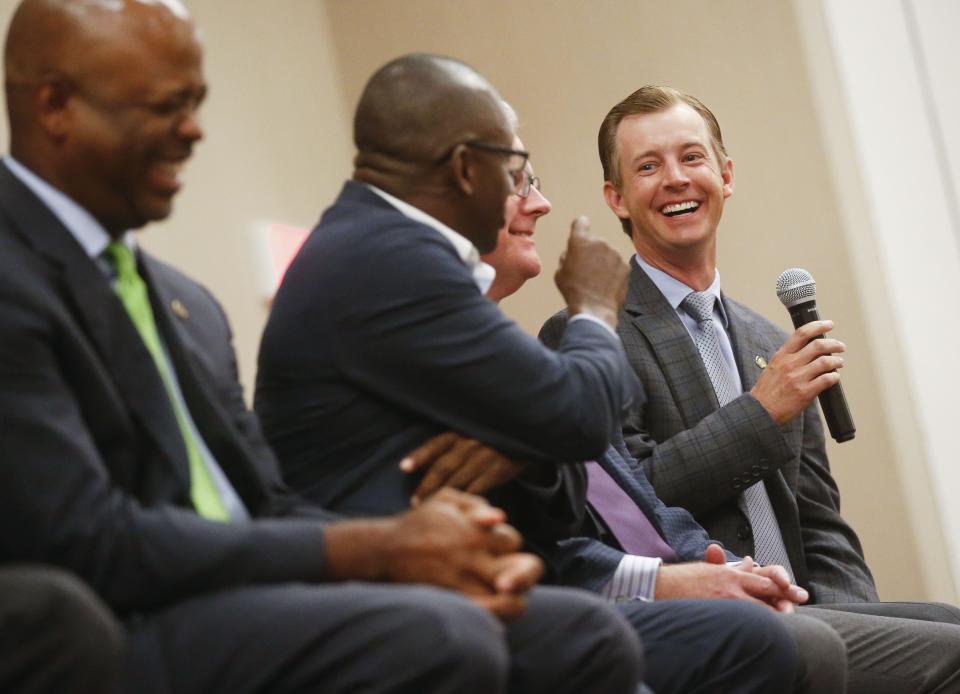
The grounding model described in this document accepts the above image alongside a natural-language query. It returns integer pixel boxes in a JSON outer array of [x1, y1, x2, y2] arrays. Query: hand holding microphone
[[749, 269, 855, 442]]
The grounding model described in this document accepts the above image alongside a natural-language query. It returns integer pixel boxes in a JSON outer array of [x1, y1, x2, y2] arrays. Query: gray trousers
[[124, 583, 643, 694], [798, 602, 960, 694]]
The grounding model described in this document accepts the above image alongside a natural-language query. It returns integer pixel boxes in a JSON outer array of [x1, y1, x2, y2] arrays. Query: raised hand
[[554, 216, 630, 330], [750, 319, 845, 426]]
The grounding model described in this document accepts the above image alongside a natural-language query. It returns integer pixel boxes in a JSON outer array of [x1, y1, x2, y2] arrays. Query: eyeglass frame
[[434, 140, 531, 194], [462, 141, 530, 193], [517, 172, 541, 199]]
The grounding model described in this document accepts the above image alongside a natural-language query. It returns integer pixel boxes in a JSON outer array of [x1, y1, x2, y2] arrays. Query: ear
[[603, 180, 631, 222], [721, 156, 735, 199], [448, 144, 476, 196], [35, 76, 74, 141]]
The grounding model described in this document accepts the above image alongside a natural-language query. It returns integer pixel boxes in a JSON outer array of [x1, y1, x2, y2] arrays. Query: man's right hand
[[750, 320, 845, 426], [554, 216, 629, 330], [323, 489, 543, 621]]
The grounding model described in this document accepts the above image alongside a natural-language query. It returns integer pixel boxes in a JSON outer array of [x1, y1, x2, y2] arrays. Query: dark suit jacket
[[541, 258, 878, 603], [0, 163, 333, 615], [255, 181, 637, 557]]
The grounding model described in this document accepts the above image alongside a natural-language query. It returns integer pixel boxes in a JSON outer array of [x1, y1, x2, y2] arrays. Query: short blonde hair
[[598, 86, 727, 235]]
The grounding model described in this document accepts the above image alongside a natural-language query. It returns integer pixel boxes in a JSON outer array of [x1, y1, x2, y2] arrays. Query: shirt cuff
[[599, 555, 662, 603], [568, 312, 618, 338]]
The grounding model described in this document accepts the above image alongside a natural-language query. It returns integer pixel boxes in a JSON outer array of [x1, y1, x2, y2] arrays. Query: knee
[[783, 613, 847, 694], [386, 588, 509, 693], [721, 602, 800, 688], [1, 567, 123, 690]]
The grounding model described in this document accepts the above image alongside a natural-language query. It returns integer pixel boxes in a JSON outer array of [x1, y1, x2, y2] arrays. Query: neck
[[634, 243, 716, 291], [485, 273, 521, 303]]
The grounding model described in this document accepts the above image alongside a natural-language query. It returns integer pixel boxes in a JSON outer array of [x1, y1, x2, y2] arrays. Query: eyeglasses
[[518, 172, 541, 199], [463, 141, 530, 193]]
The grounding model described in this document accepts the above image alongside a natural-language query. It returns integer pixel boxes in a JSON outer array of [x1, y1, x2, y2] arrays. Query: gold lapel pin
[[171, 299, 190, 320], [755, 355, 768, 369]]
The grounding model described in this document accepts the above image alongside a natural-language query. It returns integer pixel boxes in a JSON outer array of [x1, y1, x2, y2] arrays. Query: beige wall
[[0, 0, 946, 601]]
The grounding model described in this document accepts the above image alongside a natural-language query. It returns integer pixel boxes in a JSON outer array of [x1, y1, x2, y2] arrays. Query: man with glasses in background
[[256, 54, 639, 554]]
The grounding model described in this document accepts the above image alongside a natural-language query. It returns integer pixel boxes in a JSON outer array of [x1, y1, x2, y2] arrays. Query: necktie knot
[[681, 291, 715, 324], [105, 242, 137, 283]]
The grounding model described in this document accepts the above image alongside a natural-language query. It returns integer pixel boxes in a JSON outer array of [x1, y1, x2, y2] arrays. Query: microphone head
[[776, 268, 816, 308]]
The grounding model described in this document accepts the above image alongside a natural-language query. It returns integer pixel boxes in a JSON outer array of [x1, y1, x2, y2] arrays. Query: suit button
[[732, 479, 742, 490], [751, 465, 762, 474], [737, 523, 752, 540]]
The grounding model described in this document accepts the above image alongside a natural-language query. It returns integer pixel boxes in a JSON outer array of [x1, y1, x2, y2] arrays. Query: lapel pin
[[171, 299, 189, 320], [755, 355, 768, 370]]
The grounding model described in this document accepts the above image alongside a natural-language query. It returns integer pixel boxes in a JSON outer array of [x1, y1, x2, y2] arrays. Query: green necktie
[[106, 243, 229, 521]]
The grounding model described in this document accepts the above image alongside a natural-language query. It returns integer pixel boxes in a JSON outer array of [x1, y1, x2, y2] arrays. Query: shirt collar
[[3, 155, 134, 260], [634, 253, 729, 328], [363, 182, 496, 294]]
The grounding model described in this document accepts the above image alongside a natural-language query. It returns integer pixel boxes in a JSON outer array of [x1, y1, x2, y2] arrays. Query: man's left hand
[[401, 432, 526, 505]]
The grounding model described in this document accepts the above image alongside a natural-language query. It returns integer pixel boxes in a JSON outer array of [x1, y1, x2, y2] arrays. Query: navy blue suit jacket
[[255, 181, 638, 559]]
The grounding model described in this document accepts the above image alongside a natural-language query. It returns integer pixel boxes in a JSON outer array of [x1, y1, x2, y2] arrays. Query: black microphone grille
[[776, 268, 816, 308]]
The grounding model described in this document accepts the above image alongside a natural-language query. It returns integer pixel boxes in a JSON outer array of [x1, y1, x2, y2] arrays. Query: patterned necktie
[[106, 243, 229, 521], [585, 462, 677, 561], [680, 291, 793, 578]]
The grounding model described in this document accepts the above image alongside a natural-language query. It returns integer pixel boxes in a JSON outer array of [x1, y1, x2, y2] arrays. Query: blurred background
[[1, 0, 957, 604]]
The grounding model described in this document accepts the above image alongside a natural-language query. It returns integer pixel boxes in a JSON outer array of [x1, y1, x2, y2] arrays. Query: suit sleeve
[[329, 233, 636, 463], [794, 407, 879, 602], [0, 290, 330, 615], [540, 310, 790, 514]]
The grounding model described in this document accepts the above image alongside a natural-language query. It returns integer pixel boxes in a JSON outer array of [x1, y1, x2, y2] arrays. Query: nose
[[662, 158, 689, 188], [521, 185, 552, 218], [177, 108, 204, 143]]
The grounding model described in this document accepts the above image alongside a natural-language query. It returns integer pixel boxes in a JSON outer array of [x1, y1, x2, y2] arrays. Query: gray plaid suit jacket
[[541, 258, 878, 604]]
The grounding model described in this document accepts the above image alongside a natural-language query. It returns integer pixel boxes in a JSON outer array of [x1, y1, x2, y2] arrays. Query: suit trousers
[[616, 599, 799, 694], [802, 604, 960, 693], [123, 583, 643, 694], [0, 566, 123, 694]]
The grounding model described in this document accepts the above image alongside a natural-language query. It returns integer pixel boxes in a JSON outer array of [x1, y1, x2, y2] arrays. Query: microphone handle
[[786, 301, 856, 442]]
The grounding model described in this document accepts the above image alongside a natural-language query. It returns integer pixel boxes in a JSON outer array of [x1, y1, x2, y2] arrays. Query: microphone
[[776, 268, 855, 443]]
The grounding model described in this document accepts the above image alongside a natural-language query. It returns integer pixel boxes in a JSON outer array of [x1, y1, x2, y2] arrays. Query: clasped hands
[[655, 543, 808, 613]]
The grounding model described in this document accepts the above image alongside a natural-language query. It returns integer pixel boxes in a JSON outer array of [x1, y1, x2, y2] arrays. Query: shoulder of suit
[[723, 293, 789, 339], [141, 251, 222, 312]]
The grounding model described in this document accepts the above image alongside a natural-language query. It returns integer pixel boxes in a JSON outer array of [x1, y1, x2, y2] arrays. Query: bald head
[[6, 0, 191, 88], [3, 0, 205, 234], [353, 54, 511, 169]]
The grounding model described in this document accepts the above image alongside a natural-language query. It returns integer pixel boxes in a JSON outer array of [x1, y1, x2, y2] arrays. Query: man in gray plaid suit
[[483, 123, 960, 692], [543, 85, 959, 614]]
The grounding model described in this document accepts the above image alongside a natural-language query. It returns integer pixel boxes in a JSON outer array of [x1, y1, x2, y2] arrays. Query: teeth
[[155, 161, 184, 180], [662, 201, 699, 215]]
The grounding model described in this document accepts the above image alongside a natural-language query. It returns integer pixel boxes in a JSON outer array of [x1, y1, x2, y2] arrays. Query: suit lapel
[[623, 259, 719, 427], [0, 166, 191, 489], [723, 296, 771, 392], [724, 297, 801, 490], [143, 255, 266, 506]]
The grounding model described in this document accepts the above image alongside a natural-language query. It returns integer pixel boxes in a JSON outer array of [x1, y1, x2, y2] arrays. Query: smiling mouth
[[661, 201, 700, 217]]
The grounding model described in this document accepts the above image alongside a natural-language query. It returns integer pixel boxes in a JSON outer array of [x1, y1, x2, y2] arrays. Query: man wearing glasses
[[255, 53, 639, 545]]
